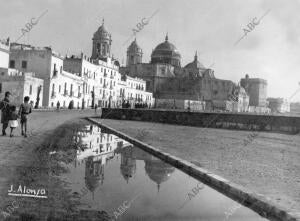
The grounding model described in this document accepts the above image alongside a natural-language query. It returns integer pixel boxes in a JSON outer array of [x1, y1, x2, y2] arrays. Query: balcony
[[103, 84, 108, 88], [78, 93, 82, 98], [51, 92, 56, 98], [69, 91, 74, 97], [104, 72, 107, 77], [110, 75, 114, 79], [110, 85, 113, 90], [64, 90, 69, 96]]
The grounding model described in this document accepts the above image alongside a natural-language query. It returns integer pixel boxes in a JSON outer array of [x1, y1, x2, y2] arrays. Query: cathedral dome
[[93, 19, 111, 40], [128, 38, 142, 53], [151, 34, 181, 67], [184, 51, 205, 70]]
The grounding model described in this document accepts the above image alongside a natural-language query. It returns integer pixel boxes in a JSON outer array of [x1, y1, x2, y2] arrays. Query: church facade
[[120, 35, 250, 111]]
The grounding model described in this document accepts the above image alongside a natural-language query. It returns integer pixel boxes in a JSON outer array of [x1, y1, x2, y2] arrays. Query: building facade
[[0, 71, 43, 107], [267, 98, 290, 113], [4, 20, 152, 109], [120, 35, 252, 112], [117, 75, 153, 107], [240, 74, 268, 107]]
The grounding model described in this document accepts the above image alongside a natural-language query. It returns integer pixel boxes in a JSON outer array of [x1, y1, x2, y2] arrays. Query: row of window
[[10, 60, 27, 69], [128, 81, 145, 90], [83, 67, 117, 80]]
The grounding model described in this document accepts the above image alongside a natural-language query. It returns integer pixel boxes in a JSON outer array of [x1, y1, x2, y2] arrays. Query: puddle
[[61, 124, 268, 221], [0, 122, 269, 220]]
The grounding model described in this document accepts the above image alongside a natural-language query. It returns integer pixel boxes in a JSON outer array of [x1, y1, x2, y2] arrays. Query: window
[[22, 61, 27, 69], [0, 83, 2, 93], [29, 85, 32, 95], [59, 85, 61, 93], [9, 60, 15, 68], [100, 78, 102, 84], [60, 66, 62, 74]]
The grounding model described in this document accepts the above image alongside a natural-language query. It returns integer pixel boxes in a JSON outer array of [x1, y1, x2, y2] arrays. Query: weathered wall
[[100, 108, 300, 134]]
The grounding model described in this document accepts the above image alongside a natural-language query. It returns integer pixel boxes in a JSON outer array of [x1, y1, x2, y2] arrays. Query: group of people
[[121, 101, 150, 109], [0, 91, 32, 137]]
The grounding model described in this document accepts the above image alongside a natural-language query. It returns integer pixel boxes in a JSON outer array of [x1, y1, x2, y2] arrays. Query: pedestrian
[[18, 96, 32, 137], [0, 91, 11, 136], [56, 101, 60, 112], [94, 104, 98, 115], [8, 105, 19, 137]]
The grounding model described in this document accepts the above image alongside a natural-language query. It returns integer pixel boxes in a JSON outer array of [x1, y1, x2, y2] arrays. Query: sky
[[0, 0, 299, 101]]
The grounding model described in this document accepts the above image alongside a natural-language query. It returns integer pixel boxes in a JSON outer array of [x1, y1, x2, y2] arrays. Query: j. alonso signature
[[8, 184, 47, 198]]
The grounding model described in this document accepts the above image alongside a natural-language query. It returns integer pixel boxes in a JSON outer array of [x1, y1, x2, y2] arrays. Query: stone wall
[[100, 108, 300, 134]]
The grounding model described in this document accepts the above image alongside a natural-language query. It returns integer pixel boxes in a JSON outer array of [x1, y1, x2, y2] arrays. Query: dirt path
[[96, 119, 300, 214], [0, 110, 100, 220]]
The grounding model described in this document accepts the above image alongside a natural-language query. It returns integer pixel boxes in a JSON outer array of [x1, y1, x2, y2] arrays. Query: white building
[[0, 38, 9, 74], [64, 53, 121, 108], [0, 71, 43, 107], [118, 75, 154, 107], [5, 20, 153, 109], [9, 43, 87, 108]]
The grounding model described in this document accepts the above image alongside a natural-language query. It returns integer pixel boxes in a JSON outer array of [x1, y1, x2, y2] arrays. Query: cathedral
[[120, 34, 249, 111]]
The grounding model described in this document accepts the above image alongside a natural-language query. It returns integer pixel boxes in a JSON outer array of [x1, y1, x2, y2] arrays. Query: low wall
[[101, 108, 300, 134]]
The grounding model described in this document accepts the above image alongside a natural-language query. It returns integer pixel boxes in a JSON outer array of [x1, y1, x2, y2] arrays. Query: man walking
[[0, 91, 11, 136]]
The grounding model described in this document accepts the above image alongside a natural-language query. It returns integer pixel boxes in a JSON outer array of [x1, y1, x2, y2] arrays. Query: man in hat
[[0, 91, 11, 136]]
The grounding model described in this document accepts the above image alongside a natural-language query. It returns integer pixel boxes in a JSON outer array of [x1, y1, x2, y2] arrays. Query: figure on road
[[56, 101, 60, 112], [0, 91, 11, 136], [8, 105, 19, 137], [19, 96, 32, 137]]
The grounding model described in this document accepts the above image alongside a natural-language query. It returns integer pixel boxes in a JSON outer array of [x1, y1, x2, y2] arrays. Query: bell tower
[[126, 38, 143, 67], [91, 19, 112, 60]]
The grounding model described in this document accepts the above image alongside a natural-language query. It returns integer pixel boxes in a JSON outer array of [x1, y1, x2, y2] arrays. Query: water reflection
[[74, 124, 175, 194], [59, 124, 268, 221]]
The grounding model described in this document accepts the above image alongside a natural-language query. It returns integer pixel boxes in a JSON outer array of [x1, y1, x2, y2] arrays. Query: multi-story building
[[0, 38, 9, 75], [9, 43, 84, 108], [267, 98, 290, 113], [2, 21, 154, 109], [290, 102, 300, 115], [240, 74, 268, 107], [0, 71, 43, 107], [117, 75, 153, 107], [64, 53, 121, 108], [0, 39, 44, 107]]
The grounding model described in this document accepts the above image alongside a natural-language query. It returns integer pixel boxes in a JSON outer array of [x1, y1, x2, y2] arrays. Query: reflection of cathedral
[[144, 158, 175, 192], [119, 145, 175, 191], [74, 125, 175, 194], [85, 156, 104, 196]]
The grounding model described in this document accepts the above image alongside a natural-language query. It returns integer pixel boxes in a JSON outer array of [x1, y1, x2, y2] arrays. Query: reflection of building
[[76, 125, 120, 163], [120, 146, 136, 183], [85, 156, 104, 197], [144, 158, 175, 192], [75, 125, 122, 193], [119, 145, 175, 191]]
